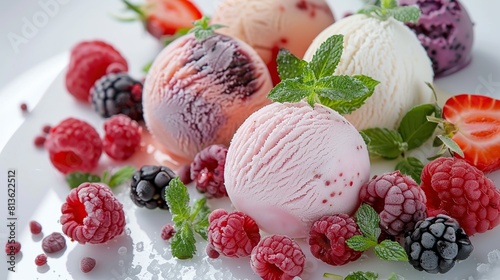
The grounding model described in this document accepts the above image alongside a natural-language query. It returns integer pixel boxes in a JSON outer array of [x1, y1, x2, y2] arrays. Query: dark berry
[[90, 72, 143, 121], [405, 214, 473, 274], [130, 165, 176, 210], [191, 144, 228, 198]]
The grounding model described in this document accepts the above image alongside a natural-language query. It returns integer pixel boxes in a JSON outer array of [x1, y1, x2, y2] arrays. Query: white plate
[[2, 1, 500, 279]]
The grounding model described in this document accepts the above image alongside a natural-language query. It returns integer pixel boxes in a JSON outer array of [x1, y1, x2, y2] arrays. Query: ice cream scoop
[[224, 102, 371, 238], [143, 33, 272, 164], [304, 14, 434, 130], [211, 0, 335, 85], [399, 0, 474, 77]]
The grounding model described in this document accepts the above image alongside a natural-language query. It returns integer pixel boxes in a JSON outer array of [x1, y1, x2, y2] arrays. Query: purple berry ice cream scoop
[[400, 0, 474, 77]]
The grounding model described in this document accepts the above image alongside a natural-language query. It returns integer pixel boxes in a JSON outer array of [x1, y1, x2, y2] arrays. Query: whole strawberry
[[65, 40, 128, 102], [421, 157, 500, 235], [122, 0, 202, 39], [442, 94, 500, 172]]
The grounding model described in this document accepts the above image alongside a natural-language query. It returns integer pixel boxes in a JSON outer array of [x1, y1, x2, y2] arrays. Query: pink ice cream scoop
[[143, 34, 272, 164], [211, 0, 335, 85], [224, 102, 371, 238], [400, 0, 474, 77]]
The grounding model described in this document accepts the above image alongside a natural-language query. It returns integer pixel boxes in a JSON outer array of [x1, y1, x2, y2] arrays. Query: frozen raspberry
[[160, 224, 176, 240], [5, 241, 21, 254], [30, 220, 42, 234], [207, 209, 261, 258], [190, 144, 228, 198], [35, 254, 47, 266], [45, 118, 102, 174], [42, 125, 52, 134], [177, 164, 192, 185], [103, 114, 142, 161], [359, 171, 427, 236], [308, 214, 362, 266], [421, 157, 500, 235], [34, 135, 46, 148], [65, 40, 128, 102], [42, 232, 66, 253], [80, 257, 96, 273], [250, 235, 305, 280], [60, 183, 125, 244], [206, 244, 220, 259], [20, 102, 28, 112]]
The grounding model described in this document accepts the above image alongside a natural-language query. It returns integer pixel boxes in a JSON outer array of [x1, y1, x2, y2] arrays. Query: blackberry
[[90, 73, 143, 121], [404, 214, 473, 274], [130, 165, 176, 210]]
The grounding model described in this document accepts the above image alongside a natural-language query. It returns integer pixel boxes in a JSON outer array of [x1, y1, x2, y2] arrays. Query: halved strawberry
[[442, 94, 500, 172], [122, 0, 202, 40]]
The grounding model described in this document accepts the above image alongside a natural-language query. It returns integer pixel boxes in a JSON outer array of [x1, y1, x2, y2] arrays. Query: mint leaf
[[106, 166, 136, 188], [345, 271, 379, 280], [387, 273, 401, 280], [437, 135, 465, 157], [358, 0, 421, 23], [65, 172, 101, 189], [171, 222, 196, 259], [396, 157, 424, 184], [165, 177, 191, 224], [374, 240, 408, 261], [316, 75, 372, 114], [191, 198, 210, 240], [390, 6, 421, 24], [323, 273, 343, 279], [268, 78, 312, 103], [309, 35, 344, 79], [277, 49, 309, 80], [346, 235, 377, 251], [381, 0, 397, 9], [360, 128, 405, 159], [398, 104, 438, 150], [355, 204, 381, 241], [189, 16, 225, 41]]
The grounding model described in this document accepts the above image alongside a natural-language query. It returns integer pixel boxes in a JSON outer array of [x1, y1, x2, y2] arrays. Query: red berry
[[30, 220, 42, 234], [177, 164, 192, 185], [359, 171, 427, 236], [65, 40, 128, 102], [250, 235, 305, 280], [206, 244, 220, 259], [103, 115, 142, 161], [4, 241, 21, 254], [60, 183, 126, 244], [42, 232, 66, 253], [421, 157, 500, 235], [35, 254, 47, 266], [20, 102, 28, 112], [45, 118, 102, 174], [308, 214, 362, 266], [42, 125, 52, 134], [190, 144, 228, 198], [34, 135, 46, 148], [160, 224, 175, 240], [80, 257, 96, 273], [207, 209, 260, 258]]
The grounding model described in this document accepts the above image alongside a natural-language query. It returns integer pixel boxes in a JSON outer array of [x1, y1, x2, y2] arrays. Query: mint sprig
[[65, 166, 136, 189], [188, 16, 226, 41], [358, 0, 421, 23], [269, 35, 379, 113], [346, 204, 408, 262], [164, 177, 210, 259], [324, 271, 401, 280]]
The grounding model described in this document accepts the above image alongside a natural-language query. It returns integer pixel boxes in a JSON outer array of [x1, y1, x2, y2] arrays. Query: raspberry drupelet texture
[[4, 241, 21, 254], [30, 220, 42, 234], [80, 257, 97, 273], [60, 183, 125, 244], [360, 171, 427, 236], [421, 157, 500, 235], [250, 235, 305, 280], [35, 254, 48, 266], [65, 40, 128, 102], [45, 118, 102, 174], [103, 114, 142, 161], [308, 214, 362, 266], [191, 144, 228, 198], [130, 165, 176, 210], [42, 232, 66, 253], [160, 224, 176, 241], [207, 209, 261, 258]]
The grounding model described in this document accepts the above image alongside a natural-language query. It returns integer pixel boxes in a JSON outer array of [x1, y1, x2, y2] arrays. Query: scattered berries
[[80, 257, 97, 273], [360, 171, 427, 236], [42, 232, 66, 253], [421, 157, 500, 235], [34, 135, 46, 148], [20, 102, 28, 112], [65, 40, 128, 102], [308, 214, 362, 266], [177, 164, 192, 185], [5, 241, 21, 254], [103, 114, 142, 160], [35, 254, 48, 266], [207, 209, 261, 258], [60, 183, 125, 244], [45, 118, 102, 174], [250, 235, 305, 280], [91, 73, 143, 121], [130, 165, 176, 209], [30, 220, 43, 234], [160, 224, 176, 240], [42, 125, 52, 134], [191, 144, 228, 198], [405, 215, 473, 274]]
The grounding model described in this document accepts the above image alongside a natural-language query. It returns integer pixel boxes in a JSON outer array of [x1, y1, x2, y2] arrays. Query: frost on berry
[[309, 214, 362, 266], [190, 144, 228, 198], [250, 235, 305, 280], [42, 232, 66, 254], [103, 114, 142, 161], [360, 171, 427, 236], [81, 257, 97, 273], [60, 183, 125, 244], [35, 254, 48, 266], [160, 224, 175, 240], [5, 241, 21, 254], [207, 209, 261, 258]]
